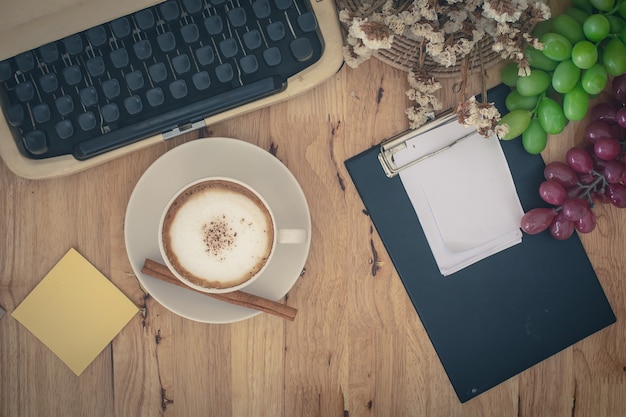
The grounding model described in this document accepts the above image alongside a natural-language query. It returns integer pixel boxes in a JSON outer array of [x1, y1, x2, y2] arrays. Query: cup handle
[[277, 228, 307, 244]]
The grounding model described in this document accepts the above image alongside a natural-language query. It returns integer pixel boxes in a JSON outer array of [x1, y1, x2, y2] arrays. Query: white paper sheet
[[394, 120, 524, 276]]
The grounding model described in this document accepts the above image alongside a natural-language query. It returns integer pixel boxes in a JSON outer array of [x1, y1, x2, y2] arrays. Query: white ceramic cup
[[158, 177, 306, 293]]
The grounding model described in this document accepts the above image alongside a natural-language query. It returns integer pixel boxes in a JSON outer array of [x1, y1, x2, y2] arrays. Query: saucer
[[124, 138, 311, 323]]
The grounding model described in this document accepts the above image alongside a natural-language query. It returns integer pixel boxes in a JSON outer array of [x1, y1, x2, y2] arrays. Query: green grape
[[564, 7, 590, 25], [581, 62, 608, 94], [498, 110, 532, 140], [501, 63, 519, 87], [602, 37, 626, 76], [522, 118, 548, 154], [552, 14, 585, 44], [619, 27, 626, 44], [607, 15, 625, 34], [538, 97, 567, 134], [552, 60, 581, 93], [533, 19, 553, 38], [618, 1, 626, 20], [525, 47, 559, 71], [572, 0, 594, 13], [571, 40, 598, 69], [505, 90, 540, 111], [583, 14, 610, 42], [563, 83, 589, 121], [539, 33, 573, 61], [516, 69, 551, 96], [589, 0, 614, 12]]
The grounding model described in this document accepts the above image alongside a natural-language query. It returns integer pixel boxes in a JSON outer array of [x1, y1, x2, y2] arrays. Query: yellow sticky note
[[12, 248, 138, 376]]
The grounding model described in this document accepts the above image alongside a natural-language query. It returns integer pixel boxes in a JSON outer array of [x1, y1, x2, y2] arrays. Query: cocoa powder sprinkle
[[202, 218, 237, 260]]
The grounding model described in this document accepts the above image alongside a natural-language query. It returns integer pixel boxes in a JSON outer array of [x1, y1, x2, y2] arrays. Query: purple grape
[[539, 179, 567, 205], [594, 138, 622, 161], [591, 102, 618, 125], [578, 172, 595, 185], [566, 186, 583, 199], [608, 183, 626, 207], [566, 147, 594, 174], [584, 120, 620, 144], [561, 197, 588, 221], [550, 212, 575, 240], [544, 161, 579, 187], [603, 160, 626, 184], [613, 74, 626, 104], [575, 209, 596, 233], [520, 208, 558, 234], [616, 107, 626, 129], [593, 189, 611, 204]]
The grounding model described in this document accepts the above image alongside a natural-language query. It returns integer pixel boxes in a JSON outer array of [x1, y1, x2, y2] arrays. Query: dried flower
[[338, 0, 550, 136]]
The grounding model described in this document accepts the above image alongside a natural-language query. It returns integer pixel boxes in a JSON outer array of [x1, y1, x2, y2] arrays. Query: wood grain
[[2, 6, 626, 416]]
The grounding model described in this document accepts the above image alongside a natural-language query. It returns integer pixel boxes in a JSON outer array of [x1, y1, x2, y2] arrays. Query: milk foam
[[162, 181, 274, 289]]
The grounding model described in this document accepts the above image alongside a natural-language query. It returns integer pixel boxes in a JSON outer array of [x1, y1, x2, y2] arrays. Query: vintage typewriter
[[0, 0, 343, 178]]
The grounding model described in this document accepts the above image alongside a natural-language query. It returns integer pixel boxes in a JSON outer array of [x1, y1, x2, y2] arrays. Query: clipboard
[[344, 83, 616, 402]]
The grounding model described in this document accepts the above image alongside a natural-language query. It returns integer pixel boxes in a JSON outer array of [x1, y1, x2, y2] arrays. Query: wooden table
[[1, 51, 625, 416]]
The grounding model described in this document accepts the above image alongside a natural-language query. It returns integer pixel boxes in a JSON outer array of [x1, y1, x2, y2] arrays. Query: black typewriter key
[[79, 86, 99, 107], [38, 43, 59, 64], [125, 70, 145, 91], [15, 52, 35, 72], [124, 95, 143, 114], [172, 54, 191, 75], [204, 16, 223, 35], [6, 104, 24, 126], [159, 1, 180, 22], [290, 38, 313, 62], [298, 13, 317, 32], [274, 0, 292, 10], [15, 81, 34, 101], [86, 56, 105, 77], [55, 95, 74, 116], [63, 34, 84, 55], [263, 47, 282, 66], [219, 38, 238, 58], [86, 26, 108, 47], [183, 0, 203, 14], [215, 63, 233, 83], [102, 103, 120, 122], [24, 131, 48, 155], [0, 60, 12, 81], [228, 8, 247, 27], [210, 0, 227, 6], [195, 46, 215, 66], [111, 17, 131, 38], [267, 22, 285, 42], [135, 9, 155, 30], [158, 32, 176, 52], [149, 62, 168, 83], [102, 79, 121, 99], [55, 120, 74, 139], [192, 71, 210, 90], [39, 73, 58, 93], [78, 111, 97, 131], [181, 24, 199, 44], [169, 79, 188, 99], [243, 30, 262, 50], [252, 0, 271, 19], [32, 103, 51, 123], [240, 55, 258, 74], [134, 40, 153, 60], [146, 87, 165, 106], [63, 65, 82, 85], [110, 48, 129, 68]]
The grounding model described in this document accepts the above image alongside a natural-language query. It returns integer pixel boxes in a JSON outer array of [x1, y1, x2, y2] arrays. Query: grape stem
[[576, 170, 607, 207]]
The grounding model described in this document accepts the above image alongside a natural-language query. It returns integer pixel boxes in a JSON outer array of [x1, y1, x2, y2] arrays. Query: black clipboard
[[344, 83, 616, 403]]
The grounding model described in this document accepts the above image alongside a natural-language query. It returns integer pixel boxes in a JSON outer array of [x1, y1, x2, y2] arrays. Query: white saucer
[[124, 138, 311, 323]]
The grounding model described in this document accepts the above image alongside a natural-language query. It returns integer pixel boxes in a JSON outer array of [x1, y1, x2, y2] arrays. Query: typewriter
[[0, 0, 344, 179]]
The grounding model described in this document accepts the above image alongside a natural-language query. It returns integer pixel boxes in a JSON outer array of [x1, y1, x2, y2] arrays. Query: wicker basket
[[336, 0, 503, 78]]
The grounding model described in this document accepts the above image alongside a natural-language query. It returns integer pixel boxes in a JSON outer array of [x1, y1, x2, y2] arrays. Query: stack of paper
[[394, 120, 524, 276]]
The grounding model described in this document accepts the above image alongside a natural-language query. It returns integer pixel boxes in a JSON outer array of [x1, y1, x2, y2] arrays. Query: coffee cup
[[158, 177, 306, 293]]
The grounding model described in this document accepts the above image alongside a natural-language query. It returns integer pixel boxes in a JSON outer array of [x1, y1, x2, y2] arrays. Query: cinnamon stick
[[141, 259, 297, 321]]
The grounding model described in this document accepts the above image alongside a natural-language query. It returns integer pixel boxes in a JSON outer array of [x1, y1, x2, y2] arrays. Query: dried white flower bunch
[[339, 0, 551, 137]]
